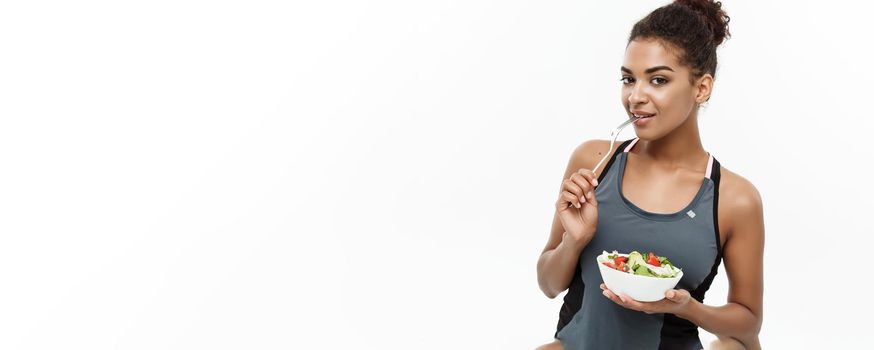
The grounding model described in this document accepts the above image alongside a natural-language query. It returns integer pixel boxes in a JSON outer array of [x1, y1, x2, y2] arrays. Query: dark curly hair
[[628, 0, 731, 85]]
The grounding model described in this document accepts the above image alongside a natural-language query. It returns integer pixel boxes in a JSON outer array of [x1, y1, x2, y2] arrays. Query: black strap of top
[[596, 138, 636, 184]]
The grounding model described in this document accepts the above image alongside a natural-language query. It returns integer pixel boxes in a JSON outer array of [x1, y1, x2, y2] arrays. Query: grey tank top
[[554, 138, 723, 350]]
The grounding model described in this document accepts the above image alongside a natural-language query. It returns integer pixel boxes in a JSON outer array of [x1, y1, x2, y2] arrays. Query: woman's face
[[620, 38, 708, 139]]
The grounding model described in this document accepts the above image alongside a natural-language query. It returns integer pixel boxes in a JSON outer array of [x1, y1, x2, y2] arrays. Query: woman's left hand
[[600, 283, 692, 315]]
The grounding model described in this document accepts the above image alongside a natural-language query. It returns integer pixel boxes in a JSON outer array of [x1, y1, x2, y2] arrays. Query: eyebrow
[[620, 65, 675, 74]]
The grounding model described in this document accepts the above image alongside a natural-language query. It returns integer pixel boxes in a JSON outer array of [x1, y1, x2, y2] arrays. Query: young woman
[[535, 1, 763, 349]]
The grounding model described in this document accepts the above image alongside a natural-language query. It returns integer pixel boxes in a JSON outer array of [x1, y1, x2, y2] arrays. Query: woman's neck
[[633, 113, 708, 172]]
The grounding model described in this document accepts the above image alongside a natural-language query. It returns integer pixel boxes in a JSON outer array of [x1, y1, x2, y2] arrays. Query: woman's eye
[[652, 77, 668, 85], [620, 77, 667, 85]]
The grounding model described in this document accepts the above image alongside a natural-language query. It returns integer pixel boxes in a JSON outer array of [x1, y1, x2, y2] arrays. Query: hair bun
[[675, 0, 731, 46]]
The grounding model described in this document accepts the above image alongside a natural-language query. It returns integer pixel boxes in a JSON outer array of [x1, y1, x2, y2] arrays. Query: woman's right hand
[[555, 168, 600, 245]]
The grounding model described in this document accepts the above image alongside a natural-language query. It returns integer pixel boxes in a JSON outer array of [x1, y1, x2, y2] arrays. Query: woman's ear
[[695, 73, 714, 104]]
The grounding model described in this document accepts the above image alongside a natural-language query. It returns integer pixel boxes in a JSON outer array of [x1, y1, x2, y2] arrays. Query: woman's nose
[[627, 83, 648, 105]]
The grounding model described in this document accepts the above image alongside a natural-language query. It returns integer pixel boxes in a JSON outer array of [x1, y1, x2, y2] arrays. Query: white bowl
[[596, 254, 683, 302]]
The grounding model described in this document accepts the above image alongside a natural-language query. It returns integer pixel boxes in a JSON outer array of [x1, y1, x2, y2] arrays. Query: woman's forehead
[[622, 39, 685, 73]]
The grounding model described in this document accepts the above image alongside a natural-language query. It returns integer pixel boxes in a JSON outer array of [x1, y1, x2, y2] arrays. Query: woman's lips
[[633, 114, 655, 126]]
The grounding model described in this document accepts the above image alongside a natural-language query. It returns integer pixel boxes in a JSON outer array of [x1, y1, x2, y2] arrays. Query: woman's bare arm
[[537, 139, 617, 298]]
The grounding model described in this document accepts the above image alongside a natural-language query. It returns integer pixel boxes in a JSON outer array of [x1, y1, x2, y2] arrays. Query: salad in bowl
[[596, 250, 683, 302]]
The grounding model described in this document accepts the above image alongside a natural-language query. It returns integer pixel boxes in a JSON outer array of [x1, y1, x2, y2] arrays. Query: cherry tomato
[[646, 253, 661, 266], [616, 261, 627, 272]]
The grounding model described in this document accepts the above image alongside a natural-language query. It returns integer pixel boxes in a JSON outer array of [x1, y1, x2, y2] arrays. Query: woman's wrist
[[674, 295, 700, 321], [561, 231, 591, 253]]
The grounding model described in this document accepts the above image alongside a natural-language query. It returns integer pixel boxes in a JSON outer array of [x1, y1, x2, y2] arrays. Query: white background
[[1, 1, 872, 349]]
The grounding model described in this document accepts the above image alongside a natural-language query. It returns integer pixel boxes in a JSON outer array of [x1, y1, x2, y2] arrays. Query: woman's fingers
[[572, 175, 598, 208], [602, 289, 640, 310], [559, 190, 581, 209], [618, 294, 647, 310], [601, 286, 622, 303], [569, 174, 591, 203], [576, 168, 599, 187], [600, 284, 634, 307], [563, 178, 584, 202], [557, 168, 599, 211], [665, 289, 690, 303], [601, 283, 671, 315], [573, 169, 599, 203]]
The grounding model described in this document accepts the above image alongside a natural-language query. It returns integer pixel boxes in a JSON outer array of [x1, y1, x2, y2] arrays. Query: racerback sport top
[[554, 137, 724, 349]]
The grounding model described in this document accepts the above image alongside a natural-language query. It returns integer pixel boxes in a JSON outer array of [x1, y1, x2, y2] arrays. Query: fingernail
[[575, 202, 581, 208], [602, 291, 609, 297], [619, 296, 626, 303], [593, 179, 599, 186], [587, 191, 594, 199]]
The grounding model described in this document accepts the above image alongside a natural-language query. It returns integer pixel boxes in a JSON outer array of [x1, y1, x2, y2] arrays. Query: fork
[[591, 116, 641, 179]]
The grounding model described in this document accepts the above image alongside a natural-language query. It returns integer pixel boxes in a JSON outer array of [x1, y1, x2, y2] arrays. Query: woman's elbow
[[542, 288, 559, 299], [735, 317, 763, 350], [536, 257, 560, 299], [537, 276, 560, 299], [747, 310, 763, 338]]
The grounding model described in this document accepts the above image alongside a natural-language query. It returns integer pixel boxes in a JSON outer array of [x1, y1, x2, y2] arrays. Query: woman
[[535, 1, 763, 349]]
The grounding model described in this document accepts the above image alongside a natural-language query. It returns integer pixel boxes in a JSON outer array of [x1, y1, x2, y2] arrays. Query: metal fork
[[591, 116, 641, 179]]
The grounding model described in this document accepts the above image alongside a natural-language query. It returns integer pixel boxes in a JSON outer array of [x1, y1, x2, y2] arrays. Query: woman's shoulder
[[569, 139, 627, 170], [718, 166, 762, 208], [717, 166, 764, 233]]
